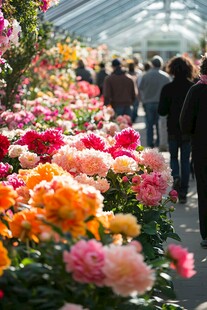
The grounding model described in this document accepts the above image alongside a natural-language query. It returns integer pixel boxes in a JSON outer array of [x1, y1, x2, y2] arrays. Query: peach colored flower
[[167, 244, 196, 278], [102, 244, 154, 296], [77, 149, 112, 177], [52, 146, 79, 173], [0, 241, 11, 276], [111, 155, 137, 174], [19, 151, 40, 168], [109, 213, 141, 238], [141, 148, 168, 172], [0, 183, 17, 212], [75, 174, 110, 193], [64, 239, 105, 286]]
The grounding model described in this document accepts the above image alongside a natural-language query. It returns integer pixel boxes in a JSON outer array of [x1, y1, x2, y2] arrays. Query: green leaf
[[167, 232, 181, 241], [21, 258, 34, 266], [142, 222, 157, 235]]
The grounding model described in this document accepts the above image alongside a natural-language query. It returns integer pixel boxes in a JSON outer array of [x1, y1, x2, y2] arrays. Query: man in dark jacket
[[96, 62, 108, 96], [103, 59, 135, 118]]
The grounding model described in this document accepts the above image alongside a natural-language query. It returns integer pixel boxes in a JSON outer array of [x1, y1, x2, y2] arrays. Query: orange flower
[[0, 241, 11, 276], [9, 208, 45, 242], [0, 221, 11, 238], [18, 163, 67, 190], [0, 183, 17, 212]]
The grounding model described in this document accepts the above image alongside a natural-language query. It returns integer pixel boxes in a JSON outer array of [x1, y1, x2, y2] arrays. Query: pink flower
[[4, 173, 25, 189], [63, 239, 105, 286], [167, 244, 196, 278], [114, 127, 140, 150], [102, 244, 154, 296], [111, 155, 137, 174], [75, 174, 110, 193], [59, 303, 87, 310], [141, 148, 168, 172], [0, 163, 13, 179], [0, 133, 10, 161], [169, 189, 178, 203], [19, 152, 40, 168], [80, 133, 107, 151]]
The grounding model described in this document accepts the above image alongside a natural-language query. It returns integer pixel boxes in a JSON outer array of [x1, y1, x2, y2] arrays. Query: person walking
[[103, 59, 135, 118], [75, 59, 93, 83], [158, 56, 195, 204], [95, 62, 108, 96], [180, 54, 207, 247], [127, 62, 139, 122], [139, 55, 171, 148]]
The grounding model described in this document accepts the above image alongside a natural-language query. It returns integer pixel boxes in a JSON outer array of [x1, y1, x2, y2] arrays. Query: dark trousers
[[193, 154, 207, 240]]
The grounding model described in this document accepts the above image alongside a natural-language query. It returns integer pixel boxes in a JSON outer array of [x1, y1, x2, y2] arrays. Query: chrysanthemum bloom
[[9, 208, 45, 242], [114, 127, 140, 150], [141, 148, 168, 172], [19, 151, 40, 169], [0, 183, 17, 212], [0, 241, 11, 276], [77, 149, 113, 177], [64, 239, 105, 286], [18, 163, 66, 190], [167, 244, 196, 278], [59, 303, 87, 310], [75, 174, 110, 193], [111, 155, 138, 174], [102, 244, 154, 296], [0, 133, 10, 161], [8, 144, 28, 158], [109, 213, 141, 238]]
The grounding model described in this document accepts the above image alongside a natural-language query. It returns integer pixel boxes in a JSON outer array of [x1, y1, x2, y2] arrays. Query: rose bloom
[[109, 213, 141, 238], [0, 183, 17, 212], [8, 144, 28, 158], [167, 244, 196, 278], [102, 244, 154, 296], [64, 239, 105, 286], [0, 241, 11, 276], [59, 303, 87, 310], [111, 155, 138, 174]]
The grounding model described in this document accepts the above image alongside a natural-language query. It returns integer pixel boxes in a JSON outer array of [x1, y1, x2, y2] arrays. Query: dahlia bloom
[[167, 244, 196, 278], [111, 155, 138, 174], [0, 241, 11, 276], [109, 213, 141, 238], [114, 127, 140, 150], [64, 239, 105, 286], [102, 244, 154, 296]]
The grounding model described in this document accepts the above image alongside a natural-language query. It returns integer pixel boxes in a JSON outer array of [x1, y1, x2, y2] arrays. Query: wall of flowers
[[0, 1, 196, 310]]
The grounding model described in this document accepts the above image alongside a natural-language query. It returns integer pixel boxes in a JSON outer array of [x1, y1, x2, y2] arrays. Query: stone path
[[133, 106, 207, 310]]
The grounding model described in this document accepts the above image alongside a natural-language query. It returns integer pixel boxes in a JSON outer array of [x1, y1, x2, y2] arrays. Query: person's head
[[166, 56, 195, 79], [151, 55, 164, 68], [200, 55, 207, 75], [144, 61, 152, 71], [112, 58, 121, 69], [128, 62, 135, 72], [99, 62, 105, 69], [77, 59, 85, 68]]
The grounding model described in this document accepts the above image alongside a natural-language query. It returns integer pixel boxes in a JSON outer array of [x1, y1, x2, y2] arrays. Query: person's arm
[[180, 86, 197, 135], [158, 86, 170, 116]]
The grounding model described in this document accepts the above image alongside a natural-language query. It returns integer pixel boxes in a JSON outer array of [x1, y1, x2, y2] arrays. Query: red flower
[[80, 133, 106, 151], [114, 128, 140, 150], [0, 134, 10, 161], [0, 290, 4, 299]]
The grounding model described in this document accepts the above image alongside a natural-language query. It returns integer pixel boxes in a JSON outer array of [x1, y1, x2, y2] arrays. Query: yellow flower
[[109, 213, 141, 238], [0, 241, 11, 276]]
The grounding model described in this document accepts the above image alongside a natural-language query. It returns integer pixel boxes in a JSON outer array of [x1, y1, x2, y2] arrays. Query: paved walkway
[[133, 107, 207, 310]]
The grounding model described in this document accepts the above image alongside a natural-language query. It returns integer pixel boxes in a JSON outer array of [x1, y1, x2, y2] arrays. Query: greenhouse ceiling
[[43, 0, 207, 50]]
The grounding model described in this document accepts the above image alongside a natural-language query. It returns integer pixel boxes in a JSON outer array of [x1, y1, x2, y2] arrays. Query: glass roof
[[43, 0, 207, 51]]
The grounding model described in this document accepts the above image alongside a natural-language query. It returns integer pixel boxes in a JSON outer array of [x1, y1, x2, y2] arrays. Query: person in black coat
[[158, 56, 195, 203], [180, 55, 207, 248]]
